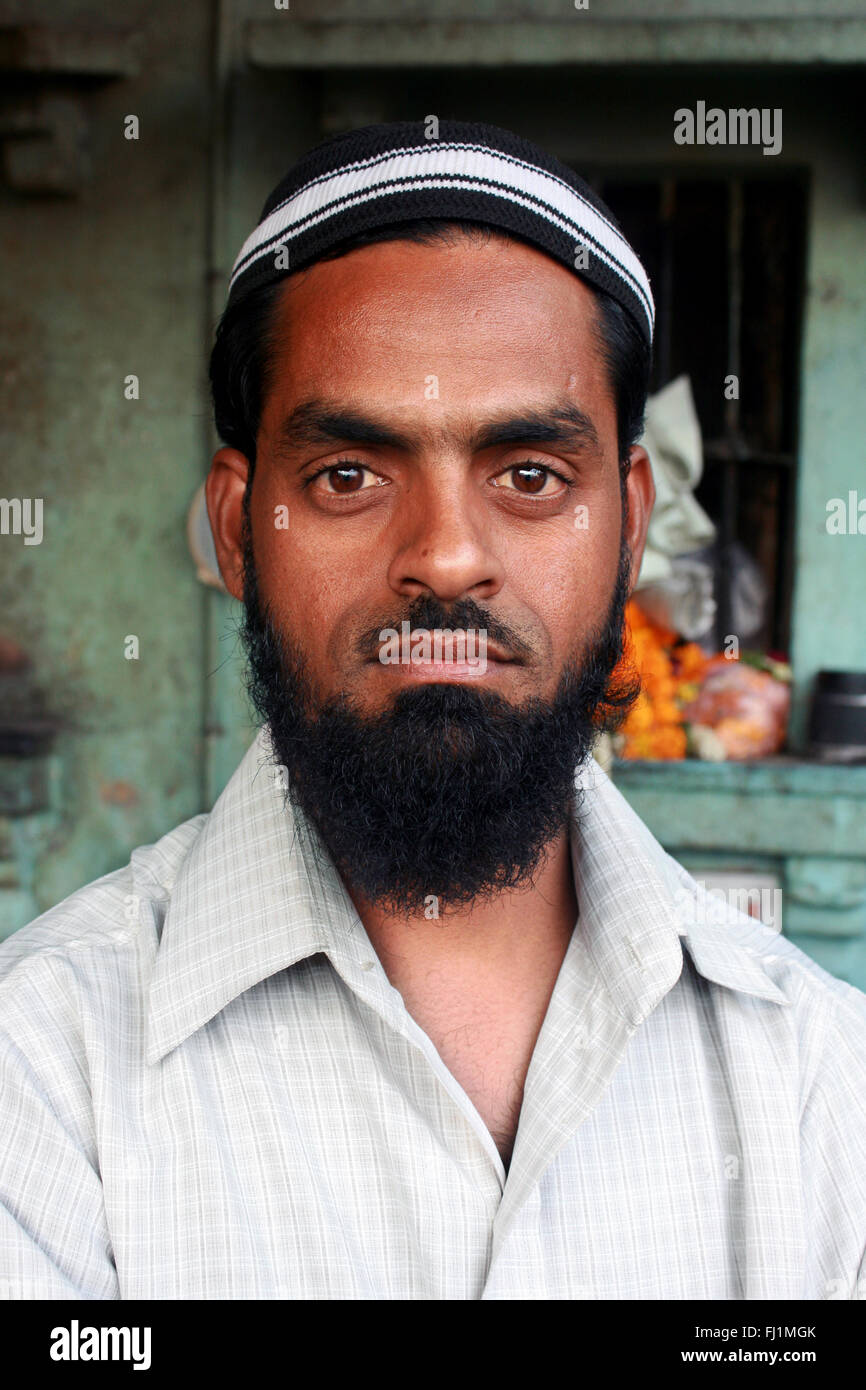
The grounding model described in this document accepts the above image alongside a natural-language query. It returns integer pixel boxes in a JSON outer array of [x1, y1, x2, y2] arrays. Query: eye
[[308, 461, 386, 495], [492, 463, 571, 496]]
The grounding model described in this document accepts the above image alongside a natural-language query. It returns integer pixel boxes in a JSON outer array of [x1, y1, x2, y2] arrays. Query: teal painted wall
[[0, 0, 215, 922], [791, 148, 866, 743]]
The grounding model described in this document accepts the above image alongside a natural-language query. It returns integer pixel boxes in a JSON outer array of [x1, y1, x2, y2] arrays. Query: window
[[586, 172, 808, 656]]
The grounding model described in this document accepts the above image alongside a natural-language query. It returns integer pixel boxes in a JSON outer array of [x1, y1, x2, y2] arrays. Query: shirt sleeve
[[0, 957, 119, 1299], [799, 988, 866, 1300]]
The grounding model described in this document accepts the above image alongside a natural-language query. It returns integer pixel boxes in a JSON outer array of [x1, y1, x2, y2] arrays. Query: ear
[[206, 447, 251, 601], [622, 445, 655, 591]]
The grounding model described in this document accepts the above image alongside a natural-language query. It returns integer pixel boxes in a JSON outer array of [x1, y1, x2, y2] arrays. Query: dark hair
[[209, 219, 651, 487]]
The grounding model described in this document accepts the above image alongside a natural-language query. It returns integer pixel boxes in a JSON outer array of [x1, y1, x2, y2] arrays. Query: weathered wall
[[792, 140, 866, 744], [0, 0, 214, 921]]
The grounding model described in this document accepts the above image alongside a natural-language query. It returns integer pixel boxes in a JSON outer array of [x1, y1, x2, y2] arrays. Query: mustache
[[355, 594, 536, 665]]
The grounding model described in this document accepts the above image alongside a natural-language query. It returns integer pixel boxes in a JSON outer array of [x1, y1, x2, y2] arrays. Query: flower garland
[[614, 601, 791, 761]]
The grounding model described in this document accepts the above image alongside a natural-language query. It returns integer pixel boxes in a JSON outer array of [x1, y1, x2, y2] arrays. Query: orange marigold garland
[[612, 602, 791, 761], [613, 602, 691, 760]]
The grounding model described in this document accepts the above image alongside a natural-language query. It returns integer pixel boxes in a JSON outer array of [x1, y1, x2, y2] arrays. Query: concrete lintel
[[245, 18, 866, 69], [0, 25, 140, 77]]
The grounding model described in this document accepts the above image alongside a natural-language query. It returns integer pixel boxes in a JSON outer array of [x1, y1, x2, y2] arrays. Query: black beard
[[238, 523, 638, 917]]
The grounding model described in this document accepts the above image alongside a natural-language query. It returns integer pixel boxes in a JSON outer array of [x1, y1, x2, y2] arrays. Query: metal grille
[[589, 173, 807, 656]]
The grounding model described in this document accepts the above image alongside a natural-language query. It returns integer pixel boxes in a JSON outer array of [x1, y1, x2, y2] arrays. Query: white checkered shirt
[[1, 729, 865, 1300]]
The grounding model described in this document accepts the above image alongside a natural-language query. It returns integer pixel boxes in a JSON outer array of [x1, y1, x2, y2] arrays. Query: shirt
[[1, 727, 865, 1301]]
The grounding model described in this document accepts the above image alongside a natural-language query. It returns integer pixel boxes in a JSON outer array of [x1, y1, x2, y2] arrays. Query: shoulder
[[587, 755, 866, 1065], [670, 846, 866, 1020], [661, 844, 866, 1163], [0, 811, 208, 1019]]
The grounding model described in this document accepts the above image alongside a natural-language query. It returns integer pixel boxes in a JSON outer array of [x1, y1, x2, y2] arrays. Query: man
[[1, 121, 864, 1300]]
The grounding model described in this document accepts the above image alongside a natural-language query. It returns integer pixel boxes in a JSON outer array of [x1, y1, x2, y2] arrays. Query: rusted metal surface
[[0, 25, 140, 76], [0, 93, 89, 195], [0, 0, 212, 928]]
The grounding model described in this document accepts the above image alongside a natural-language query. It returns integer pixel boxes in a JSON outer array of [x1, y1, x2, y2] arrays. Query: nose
[[385, 468, 505, 605]]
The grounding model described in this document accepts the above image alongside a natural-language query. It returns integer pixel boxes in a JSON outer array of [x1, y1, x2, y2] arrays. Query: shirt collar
[[146, 730, 788, 1064], [569, 757, 790, 1023], [146, 728, 378, 1063]]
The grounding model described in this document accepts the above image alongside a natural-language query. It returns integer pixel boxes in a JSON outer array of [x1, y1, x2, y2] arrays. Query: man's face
[[208, 234, 654, 913]]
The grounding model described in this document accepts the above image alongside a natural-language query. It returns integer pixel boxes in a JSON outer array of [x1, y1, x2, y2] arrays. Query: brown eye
[[512, 466, 548, 494], [307, 461, 387, 499], [327, 465, 366, 494], [494, 464, 567, 497]]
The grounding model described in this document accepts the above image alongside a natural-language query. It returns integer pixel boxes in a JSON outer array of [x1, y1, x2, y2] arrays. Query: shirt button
[[359, 959, 375, 971]]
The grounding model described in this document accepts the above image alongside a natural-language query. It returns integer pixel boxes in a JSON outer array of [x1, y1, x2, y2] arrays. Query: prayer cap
[[227, 120, 654, 348]]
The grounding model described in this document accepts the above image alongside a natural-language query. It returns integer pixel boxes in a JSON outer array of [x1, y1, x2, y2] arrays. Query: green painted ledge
[[610, 756, 866, 859], [611, 756, 866, 989]]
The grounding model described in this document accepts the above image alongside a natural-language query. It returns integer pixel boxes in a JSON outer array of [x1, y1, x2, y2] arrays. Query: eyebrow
[[273, 398, 602, 460]]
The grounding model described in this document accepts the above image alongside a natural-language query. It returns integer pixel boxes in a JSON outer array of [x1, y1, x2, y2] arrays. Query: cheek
[[509, 499, 622, 649], [248, 480, 344, 647]]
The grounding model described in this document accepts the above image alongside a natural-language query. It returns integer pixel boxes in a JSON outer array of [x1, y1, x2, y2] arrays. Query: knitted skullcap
[[227, 120, 654, 348]]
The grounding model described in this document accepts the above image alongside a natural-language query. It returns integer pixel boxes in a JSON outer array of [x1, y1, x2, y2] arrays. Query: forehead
[[261, 236, 615, 435]]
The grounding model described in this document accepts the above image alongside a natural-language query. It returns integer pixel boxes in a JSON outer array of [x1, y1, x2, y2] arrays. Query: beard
[[238, 516, 639, 917]]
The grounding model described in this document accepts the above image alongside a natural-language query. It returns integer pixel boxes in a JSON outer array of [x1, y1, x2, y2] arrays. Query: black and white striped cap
[[227, 120, 654, 348]]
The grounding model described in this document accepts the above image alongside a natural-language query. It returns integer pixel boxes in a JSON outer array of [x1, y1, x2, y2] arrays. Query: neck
[[345, 824, 578, 981]]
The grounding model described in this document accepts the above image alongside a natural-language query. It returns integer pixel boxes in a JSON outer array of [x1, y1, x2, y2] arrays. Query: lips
[[409, 632, 514, 663], [365, 638, 516, 664]]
